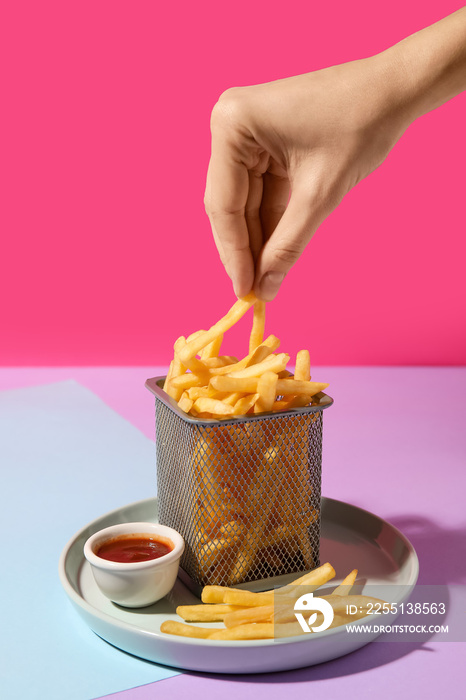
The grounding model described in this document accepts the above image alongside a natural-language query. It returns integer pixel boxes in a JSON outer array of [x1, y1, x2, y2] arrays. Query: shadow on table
[[388, 515, 466, 585], [183, 514, 466, 684]]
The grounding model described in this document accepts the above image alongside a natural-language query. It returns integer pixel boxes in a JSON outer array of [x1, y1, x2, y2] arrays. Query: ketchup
[[95, 534, 173, 563]]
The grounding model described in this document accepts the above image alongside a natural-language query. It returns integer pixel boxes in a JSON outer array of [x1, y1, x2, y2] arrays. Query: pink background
[[1, 0, 465, 366]]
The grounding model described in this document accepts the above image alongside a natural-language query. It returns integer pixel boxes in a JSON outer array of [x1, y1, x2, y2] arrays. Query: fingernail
[[257, 272, 285, 301], [233, 280, 249, 299]]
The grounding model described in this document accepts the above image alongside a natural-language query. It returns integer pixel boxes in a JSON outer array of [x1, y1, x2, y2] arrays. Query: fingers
[[253, 186, 326, 302], [205, 101, 258, 297], [245, 170, 264, 264], [205, 153, 254, 298], [260, 169, 290, 243]]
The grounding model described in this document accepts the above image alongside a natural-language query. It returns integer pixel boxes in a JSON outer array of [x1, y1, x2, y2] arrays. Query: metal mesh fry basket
[[146, 377, 333, 594]]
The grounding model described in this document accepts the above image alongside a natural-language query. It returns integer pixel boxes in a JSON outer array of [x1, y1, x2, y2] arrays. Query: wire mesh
[[151, 381, 331, 590]]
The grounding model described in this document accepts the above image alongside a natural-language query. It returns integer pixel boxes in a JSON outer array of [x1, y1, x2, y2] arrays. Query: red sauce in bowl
[[95, 534, 173, 563]]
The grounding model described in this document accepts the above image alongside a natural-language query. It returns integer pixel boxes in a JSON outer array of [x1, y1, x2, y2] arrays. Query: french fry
[[283, 418, 315, 567], [233, 393, 259, 415], [201, 586, 224, 605], [174, 336, 207, 375], [198, 537, 238, 571], [160, 620, 213, 639], [229, 450, 288, 584], [201, 585, 240, 604], [209, 376, 258, 394], [222, 391, 246, 406], [294, 349, 311, 382], [186, 330, 206, 343], [187, 386, 210, 400], [200, 333, 224, 360], [249, 300, 266, 353], [229, 353, 289, 379], [176, 604, 248, 622], [164, 336, 188, 400], [254, 371, 278, 413], [333, 569, 358, 596], [208, 336, 279, 377], [223, 604, 274, 628], [170, 372, 210, 390], [245, 335, 280, 365], [276, 562, 336, 597], [178, 393, 194, 414], [192, 398, 235, 416], [220, 520, 246, 539], [198, 521, 246, 570], [178, 293, 257, 370], [163, 360, 174, 393], [223, 589, 274, 607], [276, 379, 329, 396], [273, 395, 313, 410], [202, 357, 235, 369]]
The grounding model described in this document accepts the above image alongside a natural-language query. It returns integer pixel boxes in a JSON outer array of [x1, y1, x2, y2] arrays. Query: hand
[[204, 8, 466, 301]]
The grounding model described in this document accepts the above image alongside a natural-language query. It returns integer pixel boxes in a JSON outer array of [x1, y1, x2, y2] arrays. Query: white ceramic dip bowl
[[84, 522, 184, 607]]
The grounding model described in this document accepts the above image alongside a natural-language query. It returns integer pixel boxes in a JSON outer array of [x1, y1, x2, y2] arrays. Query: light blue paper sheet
[[0, 380, 180, 700]]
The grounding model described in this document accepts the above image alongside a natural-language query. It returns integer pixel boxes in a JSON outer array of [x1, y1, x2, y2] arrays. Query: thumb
[[253, 188, 325, 301]]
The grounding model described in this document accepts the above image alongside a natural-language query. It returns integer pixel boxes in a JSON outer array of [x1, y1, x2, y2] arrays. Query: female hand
[[204, 8, 466, 301]]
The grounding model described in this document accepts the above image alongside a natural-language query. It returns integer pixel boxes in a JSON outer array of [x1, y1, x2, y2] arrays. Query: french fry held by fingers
[[177, 292, 257, 371], [165, 295, 328, 420], [249, 299, 266, 353]]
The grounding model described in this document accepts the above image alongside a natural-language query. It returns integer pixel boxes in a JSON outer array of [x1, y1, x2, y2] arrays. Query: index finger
[[205, 123, 254, 298]]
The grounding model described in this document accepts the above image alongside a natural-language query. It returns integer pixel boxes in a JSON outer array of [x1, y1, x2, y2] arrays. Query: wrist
[[378, 7, 466, 124]]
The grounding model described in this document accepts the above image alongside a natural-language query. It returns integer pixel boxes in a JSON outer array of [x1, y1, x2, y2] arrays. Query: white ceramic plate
[[59, 497, 419, 674]]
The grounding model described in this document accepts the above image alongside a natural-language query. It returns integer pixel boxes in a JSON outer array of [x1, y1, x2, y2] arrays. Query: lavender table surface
[[1, 366, 465, 700]]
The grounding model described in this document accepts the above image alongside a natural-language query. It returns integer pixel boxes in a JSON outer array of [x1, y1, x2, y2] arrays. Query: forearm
[[380, 7, 466, 124]]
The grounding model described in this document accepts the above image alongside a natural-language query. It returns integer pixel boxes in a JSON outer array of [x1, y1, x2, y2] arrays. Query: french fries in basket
[[160, 564, 392, 640], [164, 295, 330, 587]]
